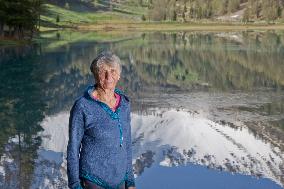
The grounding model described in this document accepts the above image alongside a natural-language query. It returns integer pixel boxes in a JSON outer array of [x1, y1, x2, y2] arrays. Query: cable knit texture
[[67, 85, 135, 189]]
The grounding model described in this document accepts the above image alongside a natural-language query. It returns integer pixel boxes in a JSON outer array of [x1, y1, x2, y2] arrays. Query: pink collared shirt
[[112, 93, 121, 111]]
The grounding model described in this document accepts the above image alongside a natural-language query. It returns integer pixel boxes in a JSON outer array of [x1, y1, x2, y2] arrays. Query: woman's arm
[[67, 100, 85, 189], [125, 104, 136, 189]]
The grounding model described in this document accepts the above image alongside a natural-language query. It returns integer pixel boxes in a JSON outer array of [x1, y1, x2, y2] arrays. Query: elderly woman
[[67, 51, 136, 189]]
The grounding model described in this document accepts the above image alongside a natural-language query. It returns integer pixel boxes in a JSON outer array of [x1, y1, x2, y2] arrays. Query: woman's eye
[[99, 71, 106, 76]]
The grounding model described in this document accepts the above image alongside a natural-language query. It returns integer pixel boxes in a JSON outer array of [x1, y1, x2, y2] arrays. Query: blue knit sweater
[[67, 85, 135, 189]]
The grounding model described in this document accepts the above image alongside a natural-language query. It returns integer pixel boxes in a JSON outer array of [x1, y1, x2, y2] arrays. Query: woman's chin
[[102, 83, 116, 90]]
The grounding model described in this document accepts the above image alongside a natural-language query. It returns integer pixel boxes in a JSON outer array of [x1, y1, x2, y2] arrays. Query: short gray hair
[[90, 51, 121, 76]]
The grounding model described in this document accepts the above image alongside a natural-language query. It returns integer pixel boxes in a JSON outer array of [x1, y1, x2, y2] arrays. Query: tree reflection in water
[[0, 31, 284, 188]]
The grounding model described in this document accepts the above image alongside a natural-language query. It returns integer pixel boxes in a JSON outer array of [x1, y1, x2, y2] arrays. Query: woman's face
[[96, 63, 120, 90]]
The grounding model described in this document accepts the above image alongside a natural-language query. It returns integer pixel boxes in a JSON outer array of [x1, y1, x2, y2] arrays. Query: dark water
[[0, 31, 284, 189]]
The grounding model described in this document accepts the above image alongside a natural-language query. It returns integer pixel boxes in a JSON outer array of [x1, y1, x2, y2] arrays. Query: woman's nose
[[105, 71, 111, 80]]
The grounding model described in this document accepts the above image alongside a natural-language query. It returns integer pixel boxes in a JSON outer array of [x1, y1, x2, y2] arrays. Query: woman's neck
[[94, 85, 116, 103]]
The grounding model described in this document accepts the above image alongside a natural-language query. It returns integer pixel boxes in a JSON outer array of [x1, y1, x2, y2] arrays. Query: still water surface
[[0, 31, 284, 189]]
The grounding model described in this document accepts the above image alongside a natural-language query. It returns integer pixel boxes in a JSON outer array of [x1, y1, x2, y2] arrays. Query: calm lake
[[0, 30, 284, 189]]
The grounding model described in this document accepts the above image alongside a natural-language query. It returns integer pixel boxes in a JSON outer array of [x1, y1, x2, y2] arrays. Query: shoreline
[[1, 22, 284, 46], [75, 22, 284, 31]]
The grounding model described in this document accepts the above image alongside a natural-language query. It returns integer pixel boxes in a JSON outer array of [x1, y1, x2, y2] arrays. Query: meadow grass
[[41, 3, 284, 32], [40, 3, 142, 29]]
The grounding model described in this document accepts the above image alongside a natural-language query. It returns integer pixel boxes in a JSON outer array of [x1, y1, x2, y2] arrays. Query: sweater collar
[[84, 84, 127, 119]]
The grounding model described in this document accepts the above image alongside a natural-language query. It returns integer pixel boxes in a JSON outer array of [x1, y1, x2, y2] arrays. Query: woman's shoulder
[[73, 86, 94, 107], [115, 89, 131, 111], [71, 95, 97, 116], [71, 96, 87, 109], [114, 88, 130, 103]]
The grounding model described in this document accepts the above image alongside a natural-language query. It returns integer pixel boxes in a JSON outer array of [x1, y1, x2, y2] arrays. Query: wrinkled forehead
[[97, 61, 120, 71]]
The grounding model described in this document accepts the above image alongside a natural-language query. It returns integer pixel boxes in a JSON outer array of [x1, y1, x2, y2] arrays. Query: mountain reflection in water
[[0, 31, 284, 189], [27, 104, 284, 189]]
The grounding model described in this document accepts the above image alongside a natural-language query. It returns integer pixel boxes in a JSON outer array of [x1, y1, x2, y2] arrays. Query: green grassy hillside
[[40, 0, 148, 30]]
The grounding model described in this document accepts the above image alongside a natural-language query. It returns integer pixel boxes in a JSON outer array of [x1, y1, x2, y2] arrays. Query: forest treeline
[[0, 0, 42, 39], [1, 0, 284, 40], [42, 0, 284, 22], [142, 0, 284, 22]]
